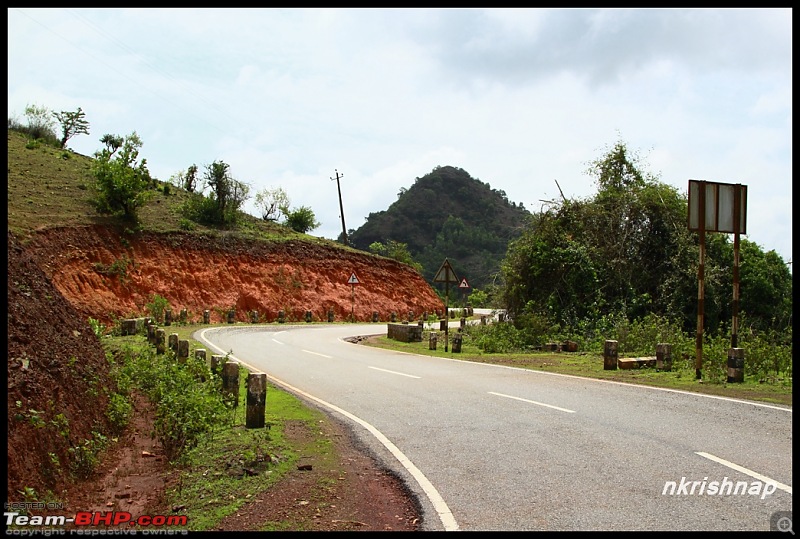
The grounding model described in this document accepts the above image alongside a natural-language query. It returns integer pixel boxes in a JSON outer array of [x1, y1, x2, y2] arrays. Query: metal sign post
[[433, 258, 459, 352], [459, 278, 470, 310], [687, 180, 748, 380], [347, 272, 360, 322]]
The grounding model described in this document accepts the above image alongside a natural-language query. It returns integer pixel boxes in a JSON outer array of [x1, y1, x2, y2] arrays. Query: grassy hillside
[[6, 129, 342, 248]]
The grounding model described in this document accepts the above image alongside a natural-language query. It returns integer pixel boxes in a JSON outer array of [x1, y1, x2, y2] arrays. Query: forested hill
[[349, 165, 531, 291]]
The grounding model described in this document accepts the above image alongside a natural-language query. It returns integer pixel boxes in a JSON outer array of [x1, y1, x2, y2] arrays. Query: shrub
[[145, 294, 171, 324]]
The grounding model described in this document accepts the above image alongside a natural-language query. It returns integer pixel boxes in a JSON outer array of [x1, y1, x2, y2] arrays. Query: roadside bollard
[[222, 360, 240, 407], [727, 348, 745, 383], [656, 343, 672, 372], [155, 329, 166, 355], [246, 372, 267, 428], [604, 340, 618, 370]]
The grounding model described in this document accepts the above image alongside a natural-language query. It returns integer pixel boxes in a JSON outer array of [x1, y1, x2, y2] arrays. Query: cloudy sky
[[7, 8, 792, 266]]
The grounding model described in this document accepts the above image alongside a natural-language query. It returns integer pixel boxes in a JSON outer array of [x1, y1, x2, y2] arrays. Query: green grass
[[6, 129, 354, 251]]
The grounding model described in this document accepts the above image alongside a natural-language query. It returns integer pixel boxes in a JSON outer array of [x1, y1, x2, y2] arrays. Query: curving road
[[193, 322, 792, 531]]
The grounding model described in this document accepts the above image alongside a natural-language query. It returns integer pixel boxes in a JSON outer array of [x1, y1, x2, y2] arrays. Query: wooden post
[[696, 183, 706, 380], [372, 311, 379, 323], [227, 309, 235, 324], [429, 332, 438, 350], [203, 309, 210, 324], [278, 310, 285, 324], [251, 310, 259, 324], [164, 309, 172, 326], [246, 372, 267, 428]]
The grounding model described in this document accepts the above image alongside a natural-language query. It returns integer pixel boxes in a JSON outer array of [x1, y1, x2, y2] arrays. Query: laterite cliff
[[24, 225, 444, 326]]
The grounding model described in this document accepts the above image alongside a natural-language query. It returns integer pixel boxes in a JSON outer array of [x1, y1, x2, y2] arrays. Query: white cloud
[[8, 7, 792, 265]]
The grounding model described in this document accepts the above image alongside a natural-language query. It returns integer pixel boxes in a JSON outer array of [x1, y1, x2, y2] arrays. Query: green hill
[[349, 165, 531, 291]]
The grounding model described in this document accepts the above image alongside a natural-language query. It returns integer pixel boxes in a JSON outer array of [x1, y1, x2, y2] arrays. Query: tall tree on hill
[[203, 160, 250, 226], [53, 107, 90, 149]]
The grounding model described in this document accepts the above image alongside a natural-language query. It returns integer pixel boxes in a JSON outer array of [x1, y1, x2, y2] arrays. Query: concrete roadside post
[[656, 343, 672, 372], [604, 340, 618, 370], [222, 360, 239, 407], [155, 329, 166, 355], [246, 372, 267, 428]]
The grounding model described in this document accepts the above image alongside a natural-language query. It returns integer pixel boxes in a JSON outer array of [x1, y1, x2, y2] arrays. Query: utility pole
[[331, 169, 348, 246]]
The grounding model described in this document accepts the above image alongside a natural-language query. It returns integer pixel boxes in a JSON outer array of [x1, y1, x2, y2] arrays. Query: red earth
[[7, 226, 443, 530]]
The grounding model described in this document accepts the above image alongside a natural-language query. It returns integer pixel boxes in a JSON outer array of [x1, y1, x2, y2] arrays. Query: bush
[[106, 393, 132, 433], [145, 294, 171, 324], [116, 346, 225, 463]]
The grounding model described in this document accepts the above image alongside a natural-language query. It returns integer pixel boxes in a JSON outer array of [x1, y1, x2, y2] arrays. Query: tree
[[284, 206, 320, 234], [254, 186, 290, 221], [184, 164, 198, 193], [500, 138, 792, 335], [53, 107, 90, 149], [91, 132, 152, 220], [202, 160, 250, 225]]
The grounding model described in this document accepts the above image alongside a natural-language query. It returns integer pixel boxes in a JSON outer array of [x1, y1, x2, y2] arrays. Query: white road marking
[[695, 452, 792, 494], [368, 366, 421, 379], [302, 349, 332, 358], [489, 391, 576, 413], [272, 338, 284, 345]]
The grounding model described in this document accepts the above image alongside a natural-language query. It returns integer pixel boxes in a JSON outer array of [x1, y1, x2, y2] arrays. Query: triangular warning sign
[[347, 272, 360, 285], [433, 258, 458, 283], [459, 278, 470, 289]]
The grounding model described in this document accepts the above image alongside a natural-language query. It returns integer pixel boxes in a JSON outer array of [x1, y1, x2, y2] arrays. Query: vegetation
[[368, 239, 423, 272], [103, 328, 341, 530], [501, 140, 792, 339], [254, 186, 290, 222], [283, 205, 320, 234], [91, 132, 153, 221], [53, 107, 90, 149], [348, 165, 531, 292]]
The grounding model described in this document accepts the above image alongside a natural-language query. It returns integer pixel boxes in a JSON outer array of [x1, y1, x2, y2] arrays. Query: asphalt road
[[193, 322, 793, 531]]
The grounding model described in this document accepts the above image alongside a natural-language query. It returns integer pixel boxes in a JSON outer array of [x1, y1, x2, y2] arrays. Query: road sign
[[433, 258, 458, 283], [459, 278, 470, 289], [348, 272, 360, 285]]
